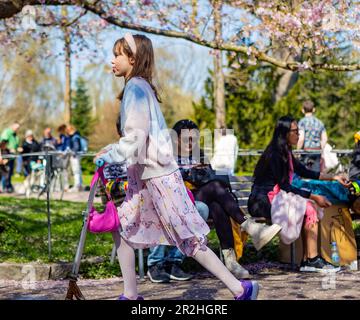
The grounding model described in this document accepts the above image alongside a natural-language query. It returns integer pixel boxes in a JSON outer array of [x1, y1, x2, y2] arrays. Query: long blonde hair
[[113, 34, 161, 102]]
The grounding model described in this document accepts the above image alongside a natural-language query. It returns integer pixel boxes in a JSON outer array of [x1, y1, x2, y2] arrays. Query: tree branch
[[1, 0, 360, 71]]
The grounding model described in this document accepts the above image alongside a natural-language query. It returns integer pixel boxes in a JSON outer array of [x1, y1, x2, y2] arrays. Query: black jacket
[[349, 142, 360, 180], [252, 151, 320, 198], [248, 151, 320, 219], [22, 140, 41, 163]]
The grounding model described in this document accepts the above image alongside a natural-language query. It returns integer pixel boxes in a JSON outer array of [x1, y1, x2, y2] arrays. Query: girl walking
[[95, 33, 258, 300]]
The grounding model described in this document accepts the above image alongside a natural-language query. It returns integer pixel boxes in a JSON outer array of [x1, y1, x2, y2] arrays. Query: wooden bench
[[229, 175, 297, 270]]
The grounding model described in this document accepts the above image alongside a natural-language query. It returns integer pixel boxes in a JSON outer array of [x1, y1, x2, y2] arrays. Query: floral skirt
[[117, 165, 210, 257]]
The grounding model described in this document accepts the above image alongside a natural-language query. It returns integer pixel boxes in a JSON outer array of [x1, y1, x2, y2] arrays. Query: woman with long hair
[[248, 115, 350, 272]]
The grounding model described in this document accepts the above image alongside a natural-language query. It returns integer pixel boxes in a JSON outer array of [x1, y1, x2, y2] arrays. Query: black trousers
[[194, 180, 246, 249]]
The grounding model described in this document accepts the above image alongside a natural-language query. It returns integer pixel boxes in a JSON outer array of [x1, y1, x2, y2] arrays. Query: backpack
[[72, 134, 88, 153], [79, 136, 88, 152]]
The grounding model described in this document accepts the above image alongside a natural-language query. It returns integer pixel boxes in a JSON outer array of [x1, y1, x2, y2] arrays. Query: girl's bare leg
[[193, 246, 245, 296], [112, 231, 138, 299]]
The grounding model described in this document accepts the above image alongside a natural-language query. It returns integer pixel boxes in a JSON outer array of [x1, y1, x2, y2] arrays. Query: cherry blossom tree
[[2, 1, 359, 69], [1, 0, 360, 126]]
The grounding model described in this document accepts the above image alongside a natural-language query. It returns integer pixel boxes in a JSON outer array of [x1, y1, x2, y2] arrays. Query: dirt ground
[[1, 268, 360, 300]]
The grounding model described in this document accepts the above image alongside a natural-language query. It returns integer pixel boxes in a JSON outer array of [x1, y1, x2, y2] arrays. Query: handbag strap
[[90, 167, 113, 202]]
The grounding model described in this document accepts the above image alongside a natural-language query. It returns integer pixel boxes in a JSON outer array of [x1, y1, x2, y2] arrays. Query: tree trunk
[[62, 8, 71, 123], [275, 69, 299, 102], [213, 0, 225, 129]]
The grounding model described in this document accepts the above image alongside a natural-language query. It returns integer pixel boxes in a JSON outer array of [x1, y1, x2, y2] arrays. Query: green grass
[[11, 169, 348, 277], [0, 197, 228, 278], [0, 197, 114, 263], [0, 196, 283, 278]]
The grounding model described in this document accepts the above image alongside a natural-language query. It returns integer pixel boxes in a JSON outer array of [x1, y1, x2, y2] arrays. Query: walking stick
[[65, 171, 99, 300]]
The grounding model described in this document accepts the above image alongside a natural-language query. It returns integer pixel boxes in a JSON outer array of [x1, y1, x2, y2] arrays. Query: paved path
[[0, 183, 99, 203], [2, 185, 360, 300], [1, 268, 360, 300]]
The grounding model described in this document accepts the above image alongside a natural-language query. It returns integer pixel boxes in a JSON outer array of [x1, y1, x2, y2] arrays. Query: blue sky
[[66, 27, 214, 99]]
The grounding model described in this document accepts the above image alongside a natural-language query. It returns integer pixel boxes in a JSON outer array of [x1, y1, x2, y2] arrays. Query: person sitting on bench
[[247, 115, 350, 272], [171, 119, 282, 279]]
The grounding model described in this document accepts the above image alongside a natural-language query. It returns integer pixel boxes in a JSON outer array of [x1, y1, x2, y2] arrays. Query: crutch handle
[[95, 158, 105, 168]]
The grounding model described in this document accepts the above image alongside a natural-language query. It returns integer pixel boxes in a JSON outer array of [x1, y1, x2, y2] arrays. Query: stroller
[[65, 161, 127, 300]]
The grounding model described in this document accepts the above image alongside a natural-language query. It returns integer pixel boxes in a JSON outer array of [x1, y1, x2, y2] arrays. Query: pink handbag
[[87, 167, 120, 233]]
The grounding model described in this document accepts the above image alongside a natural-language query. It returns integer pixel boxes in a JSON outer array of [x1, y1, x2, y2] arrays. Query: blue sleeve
[[319, 120, 325, 133], [72, 136, 81, 152], [298, 119, 305, 131]]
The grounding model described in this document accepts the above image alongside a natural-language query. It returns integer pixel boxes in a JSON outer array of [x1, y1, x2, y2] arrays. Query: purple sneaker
[[118, 294, 144, 300], [234, 280, 259, 300]]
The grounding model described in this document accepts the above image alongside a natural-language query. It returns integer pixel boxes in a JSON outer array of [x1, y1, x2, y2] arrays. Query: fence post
[[45, 149, 52, 260]]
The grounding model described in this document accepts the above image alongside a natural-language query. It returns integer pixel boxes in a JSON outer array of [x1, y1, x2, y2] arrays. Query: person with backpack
[[67, 124, 84, 192]]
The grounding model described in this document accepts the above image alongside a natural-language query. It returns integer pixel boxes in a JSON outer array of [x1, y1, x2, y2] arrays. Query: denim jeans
[[2, 158, 14, 190], [70, 156, 82, 188], [147, 200, 209, 267], [16, 156, 23, 174], [147, 245, 184, 267]]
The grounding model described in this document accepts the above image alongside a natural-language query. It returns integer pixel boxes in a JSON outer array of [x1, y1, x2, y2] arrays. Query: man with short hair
[[41, 127, 57, 150], [297, 100, 327, 172], [0, 122, 21, 192]]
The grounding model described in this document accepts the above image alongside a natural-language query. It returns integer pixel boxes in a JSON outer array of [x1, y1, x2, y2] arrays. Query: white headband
[[124, 32, 137, 55]]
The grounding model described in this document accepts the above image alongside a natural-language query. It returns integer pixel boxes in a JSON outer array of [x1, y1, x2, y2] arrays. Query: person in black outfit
[[22, 130, 41, 177], [172, 119, 281, 279], [0, 139, 10, 192], [248, 115, 350, 272], [349, 132, 360, 181]]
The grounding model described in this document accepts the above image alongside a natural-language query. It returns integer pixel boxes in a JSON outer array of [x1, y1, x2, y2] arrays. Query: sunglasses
[[289, 128, 299, 135]]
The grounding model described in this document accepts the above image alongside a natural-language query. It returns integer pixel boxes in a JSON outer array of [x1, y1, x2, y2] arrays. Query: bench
[[109, 175, 297, 280], [229, 175, 297, 270]]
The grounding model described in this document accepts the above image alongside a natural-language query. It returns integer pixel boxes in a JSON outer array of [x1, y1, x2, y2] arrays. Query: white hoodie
[[100, 77, 178, 180]]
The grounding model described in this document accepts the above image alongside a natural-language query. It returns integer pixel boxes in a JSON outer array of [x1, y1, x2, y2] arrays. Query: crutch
[[65, 168, 99, 300]]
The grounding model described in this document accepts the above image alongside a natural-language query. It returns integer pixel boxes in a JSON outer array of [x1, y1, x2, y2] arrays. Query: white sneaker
[[222, 248, 251, 279], [241, 218, 282, 251]]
